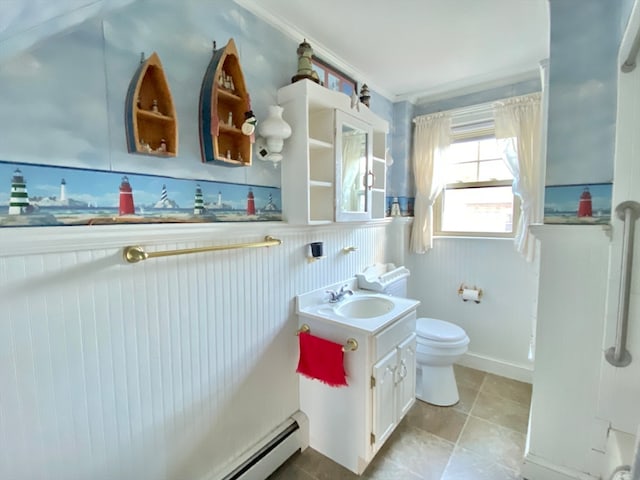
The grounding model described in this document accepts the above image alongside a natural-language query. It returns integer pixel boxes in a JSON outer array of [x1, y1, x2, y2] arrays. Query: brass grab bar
[[123, 235, 282, 264], [296, 324, 358, 352]]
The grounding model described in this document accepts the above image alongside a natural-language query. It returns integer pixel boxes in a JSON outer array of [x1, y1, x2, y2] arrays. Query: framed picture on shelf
[[311, 56, 357, 97]]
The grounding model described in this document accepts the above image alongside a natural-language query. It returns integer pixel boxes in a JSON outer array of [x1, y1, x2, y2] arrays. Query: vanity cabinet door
[[396, 334, 417, 419], [371, 348, 397, 450]]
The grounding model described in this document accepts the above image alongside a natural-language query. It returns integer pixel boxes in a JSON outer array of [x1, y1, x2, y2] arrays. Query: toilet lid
[[416, 317, 467, 342]]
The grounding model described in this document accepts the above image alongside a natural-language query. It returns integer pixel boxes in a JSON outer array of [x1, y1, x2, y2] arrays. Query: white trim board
[[457, 351, 533, 384]]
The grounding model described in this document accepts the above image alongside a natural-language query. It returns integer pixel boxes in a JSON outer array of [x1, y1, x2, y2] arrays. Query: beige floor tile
[[441, 446, 521, 480], [360, 453, 424, 480], [382, 422, 454, 479], [268, 461, 316, 480], [286, 447, 360, 480], [457, 416, 526, 471], [470, 390, 530, 433], [481, 374, 532, 406], [451, 365, 485, 414], [406, 400, 468, 443]]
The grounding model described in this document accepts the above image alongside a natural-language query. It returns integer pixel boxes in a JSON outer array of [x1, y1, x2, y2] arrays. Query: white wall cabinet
[[297, 310, 416, 474], [277, 79, 388, 224]]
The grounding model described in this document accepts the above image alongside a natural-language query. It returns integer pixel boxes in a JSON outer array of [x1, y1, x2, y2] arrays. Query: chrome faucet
[[326, 284, 354, 303]]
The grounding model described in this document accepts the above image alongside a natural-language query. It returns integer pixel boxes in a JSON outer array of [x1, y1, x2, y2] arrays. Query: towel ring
[[297, 324, 358, 352]]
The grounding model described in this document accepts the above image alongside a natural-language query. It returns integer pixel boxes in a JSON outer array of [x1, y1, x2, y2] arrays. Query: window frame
[[434, 134, 520, 239]]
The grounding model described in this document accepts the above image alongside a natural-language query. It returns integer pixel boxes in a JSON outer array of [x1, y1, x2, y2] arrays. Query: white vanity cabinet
[[372, 332, 417, 450], [297, 308, 417, 475], [277, 79, 388, 224]]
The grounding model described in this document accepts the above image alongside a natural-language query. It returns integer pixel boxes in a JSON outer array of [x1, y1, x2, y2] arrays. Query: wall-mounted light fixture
[[257, 105, 292, 165]]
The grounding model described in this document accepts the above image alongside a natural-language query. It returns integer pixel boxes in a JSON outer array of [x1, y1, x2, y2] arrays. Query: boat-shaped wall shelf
[[199, 38, 253, 167], [125, 52, 178, 157]]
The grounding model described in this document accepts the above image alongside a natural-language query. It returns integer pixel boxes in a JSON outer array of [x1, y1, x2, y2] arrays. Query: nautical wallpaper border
[[0, 160, 282, 227], [543, 182, 612, 225]]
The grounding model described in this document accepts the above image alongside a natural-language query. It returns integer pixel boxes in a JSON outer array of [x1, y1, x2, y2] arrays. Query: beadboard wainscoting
[[387, 219, 539, 383], [0, 221, 388, 480]]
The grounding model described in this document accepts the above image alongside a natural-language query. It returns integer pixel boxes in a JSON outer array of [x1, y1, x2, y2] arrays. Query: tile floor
[[269, 365, 532, 480]]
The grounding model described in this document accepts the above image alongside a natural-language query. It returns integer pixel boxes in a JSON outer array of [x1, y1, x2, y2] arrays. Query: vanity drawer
[[374, 310, 416, 359]]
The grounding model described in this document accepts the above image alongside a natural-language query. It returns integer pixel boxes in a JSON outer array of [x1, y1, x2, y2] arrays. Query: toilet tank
[[356, 264, 410, 297], [383, 277, 408, 297]]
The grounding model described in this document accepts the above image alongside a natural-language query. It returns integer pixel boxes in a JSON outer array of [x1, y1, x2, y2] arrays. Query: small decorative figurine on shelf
[[157, 138, 167, 153], [227, 111, 233, 127], [151, 99, 160, 114], [291, 39, 320, 84], [241, 110, 257, 136], [139, 139, 152, 153], [359, 84, 371, 107]]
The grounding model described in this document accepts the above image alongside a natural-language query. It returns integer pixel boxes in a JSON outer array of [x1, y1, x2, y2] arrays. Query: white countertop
[[296, 279, 420, 335]]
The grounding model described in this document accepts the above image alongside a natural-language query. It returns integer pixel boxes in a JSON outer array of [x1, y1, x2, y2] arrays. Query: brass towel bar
[[123, 235, 282, 264], [297, 324, 358, 352]]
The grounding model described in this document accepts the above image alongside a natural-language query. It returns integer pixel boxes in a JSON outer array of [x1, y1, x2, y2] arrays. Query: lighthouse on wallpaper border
[[246, 188, 255, 215], [578, 187, 593, 217], [119, 176, 135, 215], [8, 168, 30, 215]]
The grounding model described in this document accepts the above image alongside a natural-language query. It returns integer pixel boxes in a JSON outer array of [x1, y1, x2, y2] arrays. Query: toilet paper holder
[[457, 284, 483, 303]]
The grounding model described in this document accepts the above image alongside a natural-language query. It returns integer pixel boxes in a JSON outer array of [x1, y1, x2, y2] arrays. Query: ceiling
[[235, 0, 550, 103], [0, 0, 549, 103]]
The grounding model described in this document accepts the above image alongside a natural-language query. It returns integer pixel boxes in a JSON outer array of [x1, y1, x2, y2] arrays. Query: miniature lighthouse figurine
[[118, 176, 135, 215], [359, 84, 371, 107], [8, 168, 30, 215], [291, 39, 320, 84]]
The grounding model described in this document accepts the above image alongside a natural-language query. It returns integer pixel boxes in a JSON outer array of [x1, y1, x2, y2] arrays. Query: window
[[435, 135, 518, 237]]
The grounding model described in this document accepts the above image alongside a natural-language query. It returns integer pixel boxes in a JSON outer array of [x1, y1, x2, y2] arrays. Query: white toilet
[[415, 317, 470, 406], [356, 264, 470, 406]]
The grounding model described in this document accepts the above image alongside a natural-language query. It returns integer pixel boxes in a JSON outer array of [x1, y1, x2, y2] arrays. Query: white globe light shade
[[258, 105, 292, 155]]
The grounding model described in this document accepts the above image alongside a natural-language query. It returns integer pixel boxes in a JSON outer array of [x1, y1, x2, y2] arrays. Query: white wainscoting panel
[[401, 228, 538, 382], [0, 221, 388, 480]]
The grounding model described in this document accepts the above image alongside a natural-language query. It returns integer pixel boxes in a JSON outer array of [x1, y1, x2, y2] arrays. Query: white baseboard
[[457, 351, 533, 384], [522, 452, 599, 480]]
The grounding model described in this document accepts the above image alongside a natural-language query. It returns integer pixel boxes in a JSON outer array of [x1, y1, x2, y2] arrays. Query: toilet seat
[[416, 317, 467, 342]]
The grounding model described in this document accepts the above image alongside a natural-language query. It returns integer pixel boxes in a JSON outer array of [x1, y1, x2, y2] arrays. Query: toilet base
[[416, 364, 460, 406]]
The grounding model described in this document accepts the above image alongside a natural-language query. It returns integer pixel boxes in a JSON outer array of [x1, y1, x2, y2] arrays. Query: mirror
[[335, 111, 372, 221]]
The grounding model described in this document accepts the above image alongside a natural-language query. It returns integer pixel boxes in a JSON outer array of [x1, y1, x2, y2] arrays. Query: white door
[[396, 334, 417, 419], [597, 56, 640, 433], [371, 349, 397, 450]]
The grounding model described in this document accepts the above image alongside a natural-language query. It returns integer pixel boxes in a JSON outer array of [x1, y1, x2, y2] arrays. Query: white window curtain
[[493, 93, 542, 262], [410, 113, 451, 253]]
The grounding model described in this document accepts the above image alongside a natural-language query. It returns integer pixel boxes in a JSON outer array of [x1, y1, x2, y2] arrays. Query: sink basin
[[334, 295, 395, 318]]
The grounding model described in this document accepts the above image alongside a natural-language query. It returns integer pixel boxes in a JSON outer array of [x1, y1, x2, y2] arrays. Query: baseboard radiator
[[222, 411, 309, 480]]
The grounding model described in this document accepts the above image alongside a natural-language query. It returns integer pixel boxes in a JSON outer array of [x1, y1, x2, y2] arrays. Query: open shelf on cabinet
[[199, 38, 253, 167], [125, 52, 178, 157]]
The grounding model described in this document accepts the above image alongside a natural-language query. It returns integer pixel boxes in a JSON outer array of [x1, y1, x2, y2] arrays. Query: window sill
[[434, 234, 514, 241]]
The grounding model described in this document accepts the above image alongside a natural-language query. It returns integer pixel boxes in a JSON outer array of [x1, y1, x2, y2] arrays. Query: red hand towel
[[296, 331, 348, 387]]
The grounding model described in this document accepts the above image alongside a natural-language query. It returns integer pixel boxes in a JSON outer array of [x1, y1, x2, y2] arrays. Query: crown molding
[[233, 0, 395, 101], [401, 67, 541, 106]]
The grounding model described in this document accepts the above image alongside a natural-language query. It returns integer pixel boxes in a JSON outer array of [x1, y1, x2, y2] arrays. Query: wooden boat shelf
[[199, 38, 253, 167], [125, 52, 178, 157]]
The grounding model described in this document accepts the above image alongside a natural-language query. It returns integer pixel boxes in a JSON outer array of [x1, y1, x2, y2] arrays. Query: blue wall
[[0, 0, 393, 196], [545, 0, 621, 186]]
